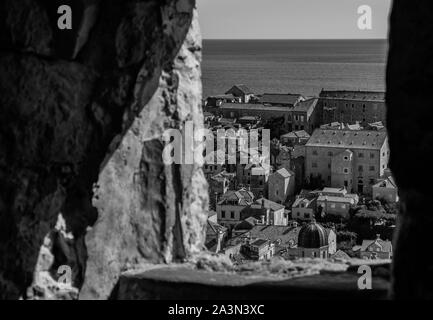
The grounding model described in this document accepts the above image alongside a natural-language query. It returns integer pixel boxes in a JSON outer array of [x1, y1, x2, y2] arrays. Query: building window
[[343, 168, 349, 174], [370, 153, 375, 159], [358, 165, 363, 172], [231, 211, 235, 219], [369, 165, 375, 171], [343, 156, 349, 161], [328, 151, 333, 157], [358, 152, 364, 158], [330, 204, 336, 209], [344, 180, 348, 187], [312, 162, 318, 168], [312, 150, 318, 156], [341, 204, 346, 209], [221, 211, 226, 218], [328, 163, 331, 169], [369, 179, 375, 185]]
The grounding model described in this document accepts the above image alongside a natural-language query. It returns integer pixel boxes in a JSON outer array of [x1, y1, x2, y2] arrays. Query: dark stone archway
[[387, 0, 433, 299]]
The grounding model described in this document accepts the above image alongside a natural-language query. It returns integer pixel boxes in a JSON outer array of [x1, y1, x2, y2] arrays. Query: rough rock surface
[[116, 263, 389, 300], [0, 0, 207, 299], [386, 0, 433, 299]]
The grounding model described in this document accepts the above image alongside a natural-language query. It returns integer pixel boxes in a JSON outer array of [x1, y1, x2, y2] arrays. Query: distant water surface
[[202, 39, 388, 98]]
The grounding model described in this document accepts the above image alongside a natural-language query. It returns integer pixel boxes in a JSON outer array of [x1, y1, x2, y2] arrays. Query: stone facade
[[268, 168, 295, 204], [305, 129, 389, 195], [319, 90, 386, 126]]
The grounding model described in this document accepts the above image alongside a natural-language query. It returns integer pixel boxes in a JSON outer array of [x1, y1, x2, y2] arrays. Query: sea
[[201, 39, 388, 98]]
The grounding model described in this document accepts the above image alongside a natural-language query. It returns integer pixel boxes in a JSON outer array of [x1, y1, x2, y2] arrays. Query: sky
[[197, 0, 392, 39]]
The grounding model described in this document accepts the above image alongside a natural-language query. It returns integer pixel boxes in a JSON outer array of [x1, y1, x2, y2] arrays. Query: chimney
[[376, 234, 381, 240]]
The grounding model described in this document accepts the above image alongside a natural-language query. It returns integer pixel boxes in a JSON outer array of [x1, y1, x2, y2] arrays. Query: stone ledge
[[116, 263, 390, 300]]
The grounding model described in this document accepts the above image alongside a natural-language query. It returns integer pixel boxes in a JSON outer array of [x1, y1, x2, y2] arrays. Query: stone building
[[287, 221, 337, 259], [226, 224, 301, 257], [240, 239, 275, 261], [268, 168, 295, 204], [219, 103, 291, 125], [225, 84, 255, 103], [237, 162, 271, 197], [208, 171, 236, 210], [372, 176, 399, 203], [280, 130, 310, 147], [316, 193, 359, 219], [291, 196, 316, 221], [292, 98, 321, 133], [356, 235, 393, 260], [217, 98, 320, 134], [216, 189, 255, 229], [319, 90, 386, 126], [241, 198, 288, 226], [205, 94, 240, 108], [205, 219, 228, 253], [305, 129, 389, 195]]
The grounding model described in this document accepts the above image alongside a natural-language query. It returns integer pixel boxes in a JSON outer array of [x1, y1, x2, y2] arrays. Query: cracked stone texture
[[0, 0, 207, 299], [387, 0, 433, 299]]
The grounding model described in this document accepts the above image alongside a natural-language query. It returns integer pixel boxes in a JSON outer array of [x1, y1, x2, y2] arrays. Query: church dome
[[298, 221, 328, 248]]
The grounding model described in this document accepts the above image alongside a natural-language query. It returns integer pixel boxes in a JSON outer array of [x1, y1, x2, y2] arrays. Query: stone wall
[[0, 0, 207, 299], [387, 0, 433, 299]]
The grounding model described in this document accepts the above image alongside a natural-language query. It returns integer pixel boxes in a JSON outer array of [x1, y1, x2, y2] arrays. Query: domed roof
[[298, 221, 328, 248]]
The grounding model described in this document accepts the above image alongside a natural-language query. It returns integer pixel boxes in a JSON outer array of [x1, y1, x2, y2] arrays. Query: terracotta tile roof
[[293, 98, 319, 117], [292, 197, 316, 208], [274, 168, 294, 179], [250, 238, 269, 247], [248, 225, 300, 247], [226, 84, 254, 95], [332, 250, 351, 260], [317, 195, 355, 204], [251, 198, 285, 211], [259, 93, 303, 106], [218, 189, 254, 206], [319, 90, 385, 102], [360, 239, 392, 253], [306, 129, 387, 150], [220, 103, 289, 112], [281, 130, 310, 139], [373, 176, 397, 189]]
